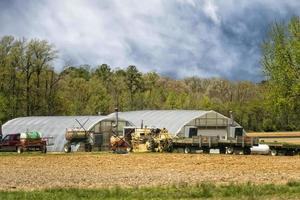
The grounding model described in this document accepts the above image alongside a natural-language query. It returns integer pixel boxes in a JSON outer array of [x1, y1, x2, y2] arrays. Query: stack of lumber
[[247, 132, 300, 146], [247, 132, 300, 138]]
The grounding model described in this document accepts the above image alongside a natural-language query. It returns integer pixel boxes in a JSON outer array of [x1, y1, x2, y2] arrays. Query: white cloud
[[0, 0, 300, 81], [203, 0, 221, 25]]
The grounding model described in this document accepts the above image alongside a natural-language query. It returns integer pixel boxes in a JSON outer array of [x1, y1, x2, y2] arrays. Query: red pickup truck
[[0, 133, 47, 154]]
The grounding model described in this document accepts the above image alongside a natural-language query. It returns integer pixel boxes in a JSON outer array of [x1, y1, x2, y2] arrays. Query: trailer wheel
[[167, 145, 174, 153], [203, 148, 210, 154], [17, 146, 23, 154], [226, 147, 234, 154], [184, 147, 191, 154], [285, 150, 295, 156], [41, 145, 47, 154], [243, 147, 251, 155], [64, 144, 71, 153], [85, 144, 92, 152], [270, 149, 278, 156]]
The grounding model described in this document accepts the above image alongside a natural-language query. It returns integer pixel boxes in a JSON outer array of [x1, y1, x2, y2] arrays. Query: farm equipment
[[118, 126, 258, 154], [0, 131, 47, 154], [110, 135, 129, 153], [121, 127, 173, 153], [64, 119, 94, 153], [247, 132, 300, 156]]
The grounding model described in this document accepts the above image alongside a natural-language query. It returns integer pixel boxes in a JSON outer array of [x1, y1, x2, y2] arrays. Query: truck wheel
[[64, 144, 71, 153], [41, 145, 47, 154], [226, 147, 234, 154], [184, 147, 191, 154], [270, 149, 278, 156], [17, 146, 23, 154]]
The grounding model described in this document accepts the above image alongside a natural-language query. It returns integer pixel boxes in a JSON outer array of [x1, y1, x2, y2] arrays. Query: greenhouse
[[109, 110, 240, 139], [2, 115, 132, 152], [2, 110, 241, 152]]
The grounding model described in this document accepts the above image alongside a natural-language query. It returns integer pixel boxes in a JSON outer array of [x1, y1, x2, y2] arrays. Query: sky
[[0, 0, 299, 82]]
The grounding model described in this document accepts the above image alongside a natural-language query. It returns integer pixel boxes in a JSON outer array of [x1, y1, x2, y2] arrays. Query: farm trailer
[[247, 132, 300, 156], [123, 126, 258, 154], [172, 134, 258, 154]]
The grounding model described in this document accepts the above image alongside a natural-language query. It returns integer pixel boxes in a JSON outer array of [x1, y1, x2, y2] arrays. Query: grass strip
[[1, 181, 300, 200]]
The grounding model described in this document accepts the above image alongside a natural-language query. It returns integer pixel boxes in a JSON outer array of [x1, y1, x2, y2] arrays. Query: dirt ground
[[0, 153, 300, 191]]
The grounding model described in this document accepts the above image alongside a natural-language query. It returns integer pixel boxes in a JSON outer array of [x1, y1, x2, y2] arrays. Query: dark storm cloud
[[0, 0, 300, 82]]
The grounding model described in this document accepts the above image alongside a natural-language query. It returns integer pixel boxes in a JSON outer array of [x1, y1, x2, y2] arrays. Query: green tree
[[125, 65, 143, 110], [262, 16, 300, 130]]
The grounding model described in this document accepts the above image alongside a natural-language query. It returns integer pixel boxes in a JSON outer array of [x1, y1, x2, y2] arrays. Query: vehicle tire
[[270, 149, 278, 156], [243, 147, 251, 155], [41, 145, 47, 154], [203, 148, 210, 154], [285, 150, 295, 156], [17, 146, 23, 154], [88, 144, 92, 152], [146, 139, 156, 152], [184, 146, 191, 154], [226, 147, 234, 154], [167, 145, 174, 153], [64, 144, 71, 153], [85, 144, 92, 152]]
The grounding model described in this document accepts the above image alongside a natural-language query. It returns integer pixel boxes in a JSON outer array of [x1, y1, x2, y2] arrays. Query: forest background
[[1, 17, 300, 132]]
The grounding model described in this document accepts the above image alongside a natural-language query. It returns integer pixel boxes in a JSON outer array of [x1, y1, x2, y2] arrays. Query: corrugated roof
[[109, 110, 213, 135], [2, 116, 116, 152]]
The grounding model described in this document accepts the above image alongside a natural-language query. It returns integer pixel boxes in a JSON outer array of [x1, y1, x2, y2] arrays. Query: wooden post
[[199, 136, 202, 148]]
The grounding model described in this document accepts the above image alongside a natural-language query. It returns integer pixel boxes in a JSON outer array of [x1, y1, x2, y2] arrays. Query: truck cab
[[0, 133, 47, 154], [0, 134, 21, 152]]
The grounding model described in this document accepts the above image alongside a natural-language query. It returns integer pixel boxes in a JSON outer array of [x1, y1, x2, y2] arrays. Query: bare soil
[[0, 153, 300, 191]]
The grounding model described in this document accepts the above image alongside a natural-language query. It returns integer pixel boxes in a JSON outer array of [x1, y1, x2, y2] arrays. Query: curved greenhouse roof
[[108, 110, 231, 135], [2, 116, 120, 152], [2, 110, 238, 152]]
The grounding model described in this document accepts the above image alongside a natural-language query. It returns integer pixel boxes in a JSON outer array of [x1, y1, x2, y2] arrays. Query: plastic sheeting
[[2, 116, 115, 152], [108, 110, 217, 135], [2, 110, 235, 151]]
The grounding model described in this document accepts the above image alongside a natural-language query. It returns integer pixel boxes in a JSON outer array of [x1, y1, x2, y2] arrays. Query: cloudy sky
[[0, 0, 299, 82]]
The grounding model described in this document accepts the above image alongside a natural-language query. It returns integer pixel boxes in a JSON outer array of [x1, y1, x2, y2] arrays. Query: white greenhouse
[[2, 110, 241, 152]]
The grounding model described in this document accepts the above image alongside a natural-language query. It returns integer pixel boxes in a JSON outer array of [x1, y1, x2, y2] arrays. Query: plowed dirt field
[[0, 153, 300, 190]]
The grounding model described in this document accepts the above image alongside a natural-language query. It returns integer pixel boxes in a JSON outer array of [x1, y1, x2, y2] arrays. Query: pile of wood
[[247, 132, 300, 137]]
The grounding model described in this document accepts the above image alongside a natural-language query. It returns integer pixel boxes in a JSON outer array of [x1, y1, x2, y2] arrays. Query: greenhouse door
[[189, 128, 198, 138]]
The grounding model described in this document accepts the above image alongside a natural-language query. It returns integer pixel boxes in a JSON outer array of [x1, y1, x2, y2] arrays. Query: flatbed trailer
[[172, 135, 258, 154], [247, 132, 300, 156]]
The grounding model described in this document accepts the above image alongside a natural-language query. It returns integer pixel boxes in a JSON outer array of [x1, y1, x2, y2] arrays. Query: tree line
[[1, 17, 300, 131]]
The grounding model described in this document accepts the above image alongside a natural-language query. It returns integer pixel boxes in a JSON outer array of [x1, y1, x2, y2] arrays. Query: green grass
[[1, 181, 300, 200]]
